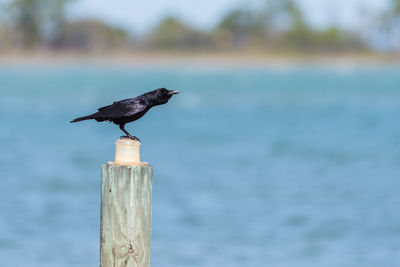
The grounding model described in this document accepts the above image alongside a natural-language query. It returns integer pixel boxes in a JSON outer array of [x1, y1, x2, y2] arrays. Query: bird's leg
[[119, 124, 131, 137], [119, 124, 141, 142]]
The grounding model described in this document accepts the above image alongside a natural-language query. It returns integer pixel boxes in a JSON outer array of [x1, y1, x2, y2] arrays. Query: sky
[[70, 0, 387, 34]]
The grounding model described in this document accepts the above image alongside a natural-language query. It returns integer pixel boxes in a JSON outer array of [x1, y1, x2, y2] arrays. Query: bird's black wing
[[97, 97, 148, 119]]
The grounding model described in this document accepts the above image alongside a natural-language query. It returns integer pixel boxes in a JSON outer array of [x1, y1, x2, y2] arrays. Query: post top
[[109, 138, 148, 166], [115, 138, 141, 146]]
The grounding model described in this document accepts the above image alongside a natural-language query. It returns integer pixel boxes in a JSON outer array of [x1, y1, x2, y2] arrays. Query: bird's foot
[[120, 135, 141, 142]]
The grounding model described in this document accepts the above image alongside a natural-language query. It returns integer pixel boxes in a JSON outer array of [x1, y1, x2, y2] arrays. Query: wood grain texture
[[101, 164, 153, 267]]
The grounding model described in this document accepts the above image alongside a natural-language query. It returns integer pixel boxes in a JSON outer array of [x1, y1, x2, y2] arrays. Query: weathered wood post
[[100, 138, 153, 267]]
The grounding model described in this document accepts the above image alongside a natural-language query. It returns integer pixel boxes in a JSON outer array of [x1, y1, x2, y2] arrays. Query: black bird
[[71, 88, 179, 141]]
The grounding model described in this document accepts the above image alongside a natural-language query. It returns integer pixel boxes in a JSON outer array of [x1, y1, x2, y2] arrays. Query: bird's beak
[[168, 90, 179, 95]]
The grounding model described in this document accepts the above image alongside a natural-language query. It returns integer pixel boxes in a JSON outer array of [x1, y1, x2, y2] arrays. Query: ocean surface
[[0, 64, 399, 267]]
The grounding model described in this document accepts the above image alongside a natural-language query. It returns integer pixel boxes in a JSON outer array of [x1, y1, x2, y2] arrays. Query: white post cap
[[109, 138, 147, 166]]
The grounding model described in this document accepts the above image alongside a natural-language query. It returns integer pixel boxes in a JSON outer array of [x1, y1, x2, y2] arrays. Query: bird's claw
[[120, 135, 141, 142]]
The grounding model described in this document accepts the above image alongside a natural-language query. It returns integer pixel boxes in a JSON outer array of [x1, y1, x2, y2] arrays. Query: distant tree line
[[374, 0, 400, 51], [146, 1, 365, 53], [0, 0, 130, 51], [0, 0, 399, 53]]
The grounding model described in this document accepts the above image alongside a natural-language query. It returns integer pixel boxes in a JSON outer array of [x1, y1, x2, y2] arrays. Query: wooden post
[[100, 138, 153, 267]]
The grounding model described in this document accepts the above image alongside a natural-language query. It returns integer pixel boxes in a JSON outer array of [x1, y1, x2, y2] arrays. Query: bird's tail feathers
[[70, 114, 97, 123]]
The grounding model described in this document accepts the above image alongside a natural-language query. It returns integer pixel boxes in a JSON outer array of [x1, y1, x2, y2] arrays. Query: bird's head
[[147, 88, 179, 105]]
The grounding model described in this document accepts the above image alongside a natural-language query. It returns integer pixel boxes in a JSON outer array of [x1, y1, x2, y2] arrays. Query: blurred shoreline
[[0, 51, 399, 67]]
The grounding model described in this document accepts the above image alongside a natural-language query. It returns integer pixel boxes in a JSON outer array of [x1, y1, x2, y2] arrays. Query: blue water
[[0, 64, 399, 267]]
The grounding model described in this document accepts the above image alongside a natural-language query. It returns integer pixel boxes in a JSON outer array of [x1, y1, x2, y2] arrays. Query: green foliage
[[214, 9, 267, 49], [393, 0, 400, 14], [3, 0, 73, 48], [285, 27, 365, 52], [45, 0, 72, 45], [146, 16, 212, 50], [60, 19, 129, 50], [217, 9, 259, 32], [210, 0, 365, 52], [7, 0, 43, 48], [0, 0, 375, 52]]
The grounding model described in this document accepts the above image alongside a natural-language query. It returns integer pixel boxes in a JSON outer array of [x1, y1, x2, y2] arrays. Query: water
[[0, 64, 399, 267]]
